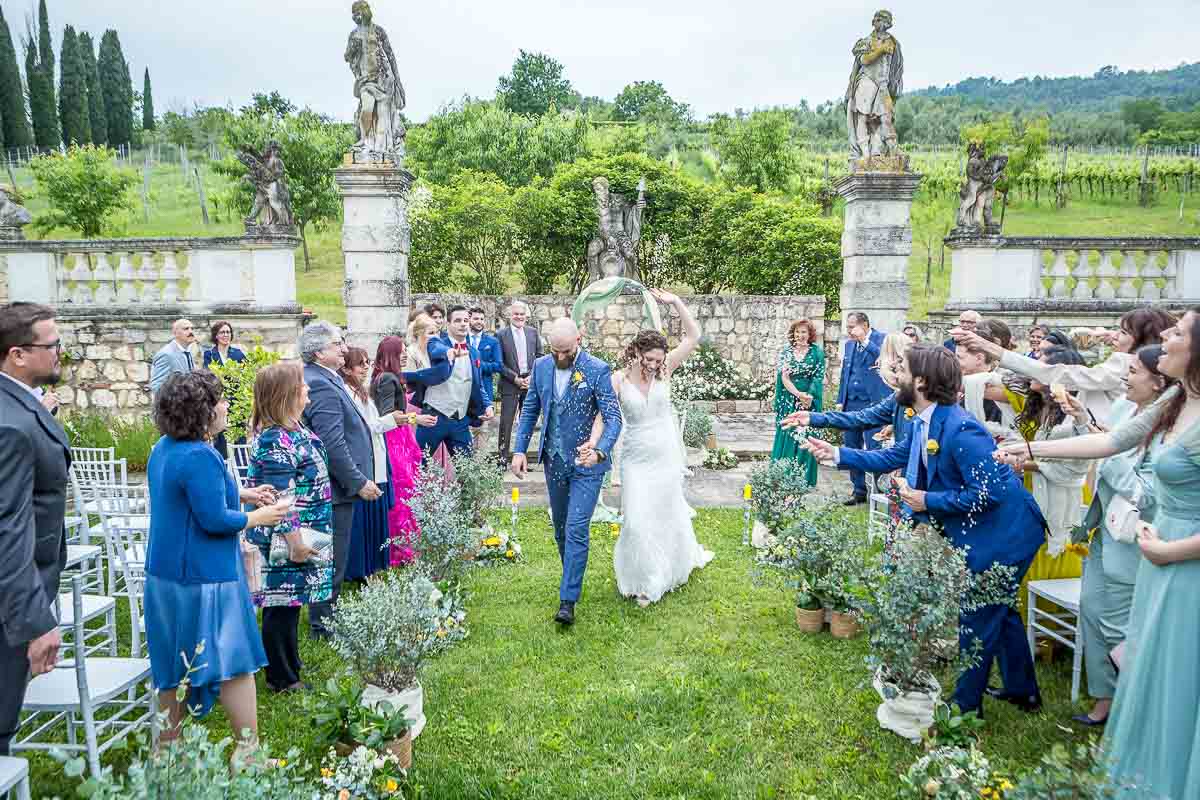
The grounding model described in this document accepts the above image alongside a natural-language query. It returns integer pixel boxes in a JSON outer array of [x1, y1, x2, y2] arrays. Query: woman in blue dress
[[145, 371, 287, 763], [1007, 307, 1200, 798]]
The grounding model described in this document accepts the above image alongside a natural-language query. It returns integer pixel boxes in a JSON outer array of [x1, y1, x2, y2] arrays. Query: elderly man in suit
[[150, 319, 198, 395], [837, 311, 889, 505], [942, 309, 982, 354], [496, 300, 542, 465], [0, 302, 71, 755], [805, 345, 1047, 716], [298, 320, 379, 640]]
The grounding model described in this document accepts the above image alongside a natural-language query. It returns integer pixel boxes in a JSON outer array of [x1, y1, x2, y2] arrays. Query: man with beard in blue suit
[[803, 345, 1047, 716]]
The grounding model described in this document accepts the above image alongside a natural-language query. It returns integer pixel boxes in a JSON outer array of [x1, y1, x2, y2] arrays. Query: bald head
[[172, 319, 195, 347], [547, 318, 581, 369]]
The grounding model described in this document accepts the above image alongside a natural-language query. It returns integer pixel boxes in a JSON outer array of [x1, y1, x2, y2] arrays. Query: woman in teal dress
[[771, 318, 825, 486], [1008, 307, 1200, 798]]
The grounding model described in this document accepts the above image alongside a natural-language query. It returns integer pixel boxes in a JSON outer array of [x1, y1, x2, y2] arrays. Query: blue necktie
[[904, 417, 926, 489]]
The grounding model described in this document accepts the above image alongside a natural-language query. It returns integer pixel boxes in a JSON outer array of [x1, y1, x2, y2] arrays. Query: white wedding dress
[[613, 375, 713, 604]]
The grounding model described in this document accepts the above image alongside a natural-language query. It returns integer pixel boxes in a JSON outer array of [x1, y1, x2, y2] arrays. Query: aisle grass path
[[30, 508, 1094, 798]]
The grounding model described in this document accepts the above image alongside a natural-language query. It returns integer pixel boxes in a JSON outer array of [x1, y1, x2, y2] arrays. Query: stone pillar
[[834, 172, 923, 336], [334, 161, 414, 352]]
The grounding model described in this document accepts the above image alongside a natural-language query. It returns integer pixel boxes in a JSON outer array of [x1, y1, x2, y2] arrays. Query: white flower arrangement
[[475, 523, 524, 565], [319, 744, 405, 799]]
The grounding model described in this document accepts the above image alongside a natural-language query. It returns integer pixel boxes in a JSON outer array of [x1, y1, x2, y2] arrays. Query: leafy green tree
[[0, 6, 31, 148], [214, 109, 355, 271], [409, 171, 519, 295], [29, 144, 136, 236], [241, 91, 296, 118], [961, 114, 1049, 211], [161, 110, 194, 148], [1121, 98, 1166, 134], [407, 99, 589, 187], [97, 30, 133, 146], [34, 0, 58, 146], [142, 67, 154, 130], [78, 31, 105, 145], [57, 25, 90, 145], [709, 110, 801, 193], [496, 51, 576, 116], [612, 81, 690, 127]]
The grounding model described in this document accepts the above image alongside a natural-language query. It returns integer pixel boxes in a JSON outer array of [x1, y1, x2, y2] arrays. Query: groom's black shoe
[[554, 602, 575, 625], [984, 685, 1043, 713]]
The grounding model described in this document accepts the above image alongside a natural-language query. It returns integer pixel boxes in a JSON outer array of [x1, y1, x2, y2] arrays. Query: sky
[[38, 0, 1200, 122]]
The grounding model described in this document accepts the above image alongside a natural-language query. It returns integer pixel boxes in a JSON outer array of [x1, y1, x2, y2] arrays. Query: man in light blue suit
[[805, 345, 1047, 716], [511, 318, 622, 626], [837, 312, 889, 504], [149, 318, 197, 395]]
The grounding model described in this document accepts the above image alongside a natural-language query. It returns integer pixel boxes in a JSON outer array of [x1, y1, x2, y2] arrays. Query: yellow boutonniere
[[926, 440, 940, 455], [904, 408, 915, 419], [573, 370, 584, 383]]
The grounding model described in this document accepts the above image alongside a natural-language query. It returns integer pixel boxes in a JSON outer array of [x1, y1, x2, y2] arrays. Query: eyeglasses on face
[[20, 340, 64, 352]]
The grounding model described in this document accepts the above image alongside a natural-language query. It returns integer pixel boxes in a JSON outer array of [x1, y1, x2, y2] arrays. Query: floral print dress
[[246, 425, 335, 607]]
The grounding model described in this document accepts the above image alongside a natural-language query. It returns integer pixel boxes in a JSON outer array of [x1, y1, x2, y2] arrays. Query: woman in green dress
[[771, 318, 825, 485]]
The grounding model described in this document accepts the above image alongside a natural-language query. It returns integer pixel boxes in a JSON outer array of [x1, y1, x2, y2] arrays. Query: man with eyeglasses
[[943, 310, 981, 354], [0, 302, 71, 755]]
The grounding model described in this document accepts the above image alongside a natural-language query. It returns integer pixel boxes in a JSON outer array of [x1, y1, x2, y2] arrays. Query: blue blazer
[[301, 363, 374, 504], [146, 437, 248, 584], [837, 403, 1046, 573], [513, 350, 622, 475], [403, 335, 487, 424], [470, 333, 503, 406], [837, 329, 889, 407], [202, 346, 246, 370], [810, 392, 914, 444]]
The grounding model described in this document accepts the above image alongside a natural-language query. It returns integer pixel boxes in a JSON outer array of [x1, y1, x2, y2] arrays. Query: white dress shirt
[[512, 326, 528, 374], [554, 364, 573, 399]]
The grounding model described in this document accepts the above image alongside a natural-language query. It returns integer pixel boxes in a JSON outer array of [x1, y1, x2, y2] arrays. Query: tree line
[[0, 0, 152, 154]]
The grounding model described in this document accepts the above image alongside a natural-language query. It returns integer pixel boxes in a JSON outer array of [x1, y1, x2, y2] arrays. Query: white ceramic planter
[[751, 520, 770, 548], [873, 668, 940, 743], [363, 680, 426, 738]]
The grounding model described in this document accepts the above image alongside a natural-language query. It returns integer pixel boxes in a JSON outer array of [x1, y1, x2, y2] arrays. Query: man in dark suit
[[837, 311, 889, 505], [496, 300, 542, 465], [467, 307, 502, 451], [942, 309, 981, 353], [298, 320, 378, 639], [806, 345, 1046, 715], [0, 303, 71, 755]]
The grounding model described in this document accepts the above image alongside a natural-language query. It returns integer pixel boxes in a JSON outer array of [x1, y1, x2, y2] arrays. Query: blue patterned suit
[[837, 403, 1047, 713], [514, 350, 622, 603]]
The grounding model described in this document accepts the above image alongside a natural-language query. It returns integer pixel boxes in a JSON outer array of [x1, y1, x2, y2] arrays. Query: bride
[[583, 289, 713, 606]]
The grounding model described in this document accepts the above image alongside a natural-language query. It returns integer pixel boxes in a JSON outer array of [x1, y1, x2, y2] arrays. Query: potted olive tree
[[310, 677, 415, 769], [748, 459, 815, 547]]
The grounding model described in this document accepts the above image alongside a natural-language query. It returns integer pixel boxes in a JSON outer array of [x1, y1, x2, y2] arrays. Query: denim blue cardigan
[[146, 437, 248, 584]]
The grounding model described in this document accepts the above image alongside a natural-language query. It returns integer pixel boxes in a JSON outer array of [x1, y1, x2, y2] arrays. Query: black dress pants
[[261, 605, 302, 690], [0, 631, 30, 755]]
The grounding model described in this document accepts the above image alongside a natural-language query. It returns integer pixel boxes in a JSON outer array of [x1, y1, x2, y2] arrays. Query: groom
[[511, 318, 623, 625]]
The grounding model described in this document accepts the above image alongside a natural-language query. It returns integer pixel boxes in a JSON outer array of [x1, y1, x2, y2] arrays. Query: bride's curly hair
[[622, 330, 670, 378]]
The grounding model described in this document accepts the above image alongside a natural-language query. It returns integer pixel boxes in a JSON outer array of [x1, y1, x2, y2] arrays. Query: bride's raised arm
[[651, 289, 700, 375]]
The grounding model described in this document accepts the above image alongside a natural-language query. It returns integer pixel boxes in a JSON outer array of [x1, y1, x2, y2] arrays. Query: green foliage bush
[[60, 411, 159, 471], [747, 458, 813, 533], [29, 144, 136, 237], [208, 345, 282, 442], [681, 403, 713, 449]]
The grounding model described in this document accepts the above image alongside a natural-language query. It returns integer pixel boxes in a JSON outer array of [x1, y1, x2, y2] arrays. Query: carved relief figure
[[586, 177, 646, 283], [845, 9, 904, 160], [240, 141, 294, 228], [0, 186, 32, 231], [345, 0, 406, 160], [956, 143, 1008, 231]]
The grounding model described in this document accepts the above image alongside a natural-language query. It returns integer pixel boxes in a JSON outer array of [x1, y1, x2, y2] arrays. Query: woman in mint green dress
[[771, 318, 825, 486], [1008, 307, 1200, 799]]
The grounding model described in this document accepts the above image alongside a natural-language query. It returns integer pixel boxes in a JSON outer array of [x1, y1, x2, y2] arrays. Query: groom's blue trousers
[[545, 454, 604, 603]]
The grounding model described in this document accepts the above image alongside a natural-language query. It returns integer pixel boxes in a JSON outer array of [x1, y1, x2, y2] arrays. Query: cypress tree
[[78, 31, 105, 145], [34, 0, 58, 147], [142, 67, 154, 130], [25, 36, 54, 148], [97, 30, 131, 146], [0, 7, 31, 148], [57, 25, 89, 144]]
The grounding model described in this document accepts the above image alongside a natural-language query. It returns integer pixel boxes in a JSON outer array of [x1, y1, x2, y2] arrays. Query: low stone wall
[[54, 309, 309, 415], [410, 293, 830, 386]]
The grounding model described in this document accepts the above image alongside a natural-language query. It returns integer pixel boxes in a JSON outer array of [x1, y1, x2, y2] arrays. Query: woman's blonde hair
[[878, 332, 911, 389], [407, 313, 436, 370], [249, 361, 306, 435]]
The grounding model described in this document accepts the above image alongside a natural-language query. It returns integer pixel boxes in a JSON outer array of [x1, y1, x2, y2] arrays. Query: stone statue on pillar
[[585, 176, 646, 284], [955, 143, 1008, 234], [845, 9, 907, 172], [239, 141, 296, 233], [0, 186, 32, 240], [345, 0, 406, 163]]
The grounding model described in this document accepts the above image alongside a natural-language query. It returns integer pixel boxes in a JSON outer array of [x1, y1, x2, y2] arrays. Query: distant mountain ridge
[[911, 62, 1200, 112]]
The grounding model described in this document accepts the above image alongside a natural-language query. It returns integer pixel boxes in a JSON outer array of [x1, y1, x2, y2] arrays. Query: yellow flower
[[321, 768, 333, 778], [998, 779, 1013, 791], [905, 407, 915, 419], [277, 759, 287, 767], [926, 440, 940, 455], [610, 523, 620, 539], [483, 536, 501, 547], [436, 628, 447, 638], [573, 370, 584, 383], [386, 779, 399, 793], [505, 549, 515, 558]]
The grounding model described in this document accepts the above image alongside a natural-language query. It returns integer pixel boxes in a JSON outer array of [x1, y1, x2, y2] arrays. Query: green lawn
[[28, 508, 1094, 799]]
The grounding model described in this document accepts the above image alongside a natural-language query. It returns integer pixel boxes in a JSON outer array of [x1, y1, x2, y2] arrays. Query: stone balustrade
[[0, 233, 303, 311], [945, 234, 1200, 312]]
